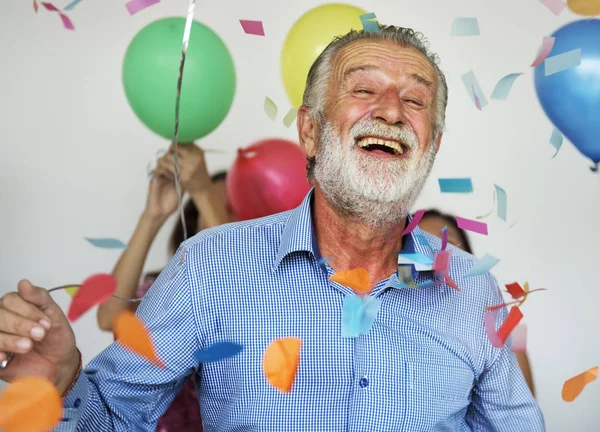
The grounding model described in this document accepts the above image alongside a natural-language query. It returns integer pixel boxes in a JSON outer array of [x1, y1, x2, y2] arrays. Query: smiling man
[[0, 25, 544, 431]]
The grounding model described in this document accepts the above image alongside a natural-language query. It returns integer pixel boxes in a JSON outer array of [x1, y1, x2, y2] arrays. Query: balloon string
[[172, 0, 198, 243], [47, 285, 143, 303]]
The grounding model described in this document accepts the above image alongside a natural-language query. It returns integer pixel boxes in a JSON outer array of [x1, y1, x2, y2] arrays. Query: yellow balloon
[[567, 0, 600, 16], [281, 3, 367, 108]]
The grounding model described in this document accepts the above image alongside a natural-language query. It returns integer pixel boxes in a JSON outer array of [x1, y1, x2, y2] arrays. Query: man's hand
[[0, 280, 80, 394]]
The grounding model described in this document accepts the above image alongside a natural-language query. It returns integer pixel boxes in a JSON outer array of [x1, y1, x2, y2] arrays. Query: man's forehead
[[332, 39, 435, 81]]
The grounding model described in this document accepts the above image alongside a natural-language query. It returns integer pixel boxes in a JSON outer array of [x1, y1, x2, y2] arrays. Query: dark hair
[[168, 170, 227, 254], [421, 209, 473, 254]]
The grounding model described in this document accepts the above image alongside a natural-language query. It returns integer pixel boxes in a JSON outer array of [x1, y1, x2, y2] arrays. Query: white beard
[[312, 117, 436, 228]]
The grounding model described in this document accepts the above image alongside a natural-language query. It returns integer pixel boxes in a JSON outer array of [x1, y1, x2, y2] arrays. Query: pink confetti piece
[[402, 209, 425, 236], [125, 0, 160, 16], [485, 311, 503, 348], [444, 275, 460, 291], [240, 19, 265, 36], [511, 324, 527, 353], [539, 0, 566, 15], [455, 216, 488, 235], [472, 84, 482, 110], [433, 250, 453, 278], [41, 2, 74, 30], [531, 36, 556, 67], [34, 0, 39, 12]]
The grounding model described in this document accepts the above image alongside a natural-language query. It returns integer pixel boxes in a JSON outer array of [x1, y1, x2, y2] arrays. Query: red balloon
[[227, 139, 311, 221]]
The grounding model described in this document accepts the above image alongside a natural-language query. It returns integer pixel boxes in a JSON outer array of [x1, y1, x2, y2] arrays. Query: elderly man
[[0, 25, 544, 431]]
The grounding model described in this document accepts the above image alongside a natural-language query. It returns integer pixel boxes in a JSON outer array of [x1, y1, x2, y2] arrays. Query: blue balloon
[[534, 19, 600, 166]]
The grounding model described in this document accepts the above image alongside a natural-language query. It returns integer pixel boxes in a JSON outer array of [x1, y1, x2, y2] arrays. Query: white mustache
[[348, 120, 419, 151]]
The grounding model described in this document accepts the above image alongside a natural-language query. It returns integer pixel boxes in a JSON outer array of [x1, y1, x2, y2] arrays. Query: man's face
[[309, 39, 440, 226]]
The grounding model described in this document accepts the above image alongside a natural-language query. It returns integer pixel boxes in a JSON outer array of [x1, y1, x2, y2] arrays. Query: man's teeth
[[357, 137, 404, 154]]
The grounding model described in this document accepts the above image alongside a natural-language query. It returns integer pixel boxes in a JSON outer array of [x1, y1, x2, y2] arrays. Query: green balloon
[[123, 18, 236, 142]]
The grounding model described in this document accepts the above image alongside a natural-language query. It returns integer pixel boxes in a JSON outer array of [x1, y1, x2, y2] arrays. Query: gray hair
[[303, 24, 448, 137]]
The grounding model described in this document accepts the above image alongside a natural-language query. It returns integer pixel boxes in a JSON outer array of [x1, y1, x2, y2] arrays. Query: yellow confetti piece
[[282, 108, 298, 128], [64, 285, 80, 298], [567, 0, 600, 15], [264, 97, 277, 121]]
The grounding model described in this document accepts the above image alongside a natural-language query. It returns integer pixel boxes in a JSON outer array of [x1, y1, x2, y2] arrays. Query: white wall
[[1, 0, 598, 429]]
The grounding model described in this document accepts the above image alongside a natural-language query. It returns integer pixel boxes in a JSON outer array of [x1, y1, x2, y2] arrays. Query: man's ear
[[297, 106, 318, 159], [434, 132, 443, 154]]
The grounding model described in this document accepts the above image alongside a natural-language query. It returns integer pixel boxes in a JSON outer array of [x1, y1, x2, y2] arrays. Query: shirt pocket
[[404, 362, 474, 429]]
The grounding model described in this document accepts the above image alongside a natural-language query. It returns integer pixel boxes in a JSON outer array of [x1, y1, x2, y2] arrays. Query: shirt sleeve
[[54, 245, 202, 431], [465, 273, 545, 431]]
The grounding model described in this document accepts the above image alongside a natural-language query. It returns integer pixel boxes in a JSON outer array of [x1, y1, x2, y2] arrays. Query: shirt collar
[[272, 189, 318, 271]]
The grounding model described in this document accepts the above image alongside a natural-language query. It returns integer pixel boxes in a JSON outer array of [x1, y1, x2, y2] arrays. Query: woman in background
[[97, 144, 232, 432], [419, 209, 536, 397]]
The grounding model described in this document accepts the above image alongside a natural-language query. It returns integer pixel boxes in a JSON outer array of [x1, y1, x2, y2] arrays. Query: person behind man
[[0, 24, 544, 431], [418, 209, 536, 396]]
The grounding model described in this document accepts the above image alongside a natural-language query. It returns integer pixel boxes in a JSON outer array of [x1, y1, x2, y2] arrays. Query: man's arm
[[55, 245, 202, 431], [465, 274, 545, 431]]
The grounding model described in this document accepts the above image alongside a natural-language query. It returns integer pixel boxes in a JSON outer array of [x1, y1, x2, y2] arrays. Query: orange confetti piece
[[568, 0, 600, 16], [330, 268, 370, 295], [113, 310, 164, 368], [263, 337, 302, 393], [0, 376, 62, 432], [562, 366, 599, 402]]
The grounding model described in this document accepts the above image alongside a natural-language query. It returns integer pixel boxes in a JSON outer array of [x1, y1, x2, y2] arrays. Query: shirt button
[[74, 398, 81, 408], [359, 377, 369, 388]]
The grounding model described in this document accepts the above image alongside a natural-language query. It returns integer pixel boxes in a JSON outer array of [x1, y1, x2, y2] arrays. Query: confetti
[[85, 237, 128, 249], [486, 307, 523, 347], [545, 48, 582, 76], [415, 234, 433, 250], [531, 36, 556, 67], [562, 366, 599, 402], [494, 184, 507, 221], [68, 274, 116, 322], [550, 127, 563, 158], [456, 216, 488, 235], [330, 268, 370, 295], [341, 295, 383, 337], [450, 17, 480, 36], [539, 0, 567, 15], [64, 285, 80, 299], [41, 2, 74, 29], [125, 0, 160, 15], [193, 342, 243, 363], [397, 264, 417, 288], [361, 297, 382, 334], [114, 310, 164, 367], [360, 12, 379, 33], [397, 253, 433, 267], [402, 209, 425, 236], [438, 177, 473, 193], [239, 19, 265, 36], [263, 337, 301, 393], [510, 324, 527, 353], [317, 256, 332, 266], [441, 226, 448, 250], [34, 0, 39, 12], [487, 281, 547, 311], [264, 97, 277, 121], [433, 249, 453, 278], [0, 376, 62, 432], [283, 108, 298, 128], [567, 0, 600, 15], [463, 253, 500, 277], [461, 71, 488, 110], [491, 73, 523, 100], [444, 275, 460, 291], [506, 281, 526, 299], [63, 0, 83, 11]]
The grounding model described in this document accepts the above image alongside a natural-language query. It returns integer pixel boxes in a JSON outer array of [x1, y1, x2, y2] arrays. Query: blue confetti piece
[[450, 17, 480, 36], [438, 178, 473, 193], [63, 0, 83, 10], [360, 297, 382, 334], [461, 71, 488, 110], [360, 12, 380, 33], [545, 48, 581, 76], [550, 128, 563, 158], [85, 237, 127, 249], [193, 342, 243, 363], [341, 295, 363, 338], [397, 253, 433, 266], [417, 280, 437, 289], [494, 184, 507, 221], [491, 73, 523, 101], [414, 234, 432, 250], [462, 253, 500, 278], [317, 256, 332, 266]]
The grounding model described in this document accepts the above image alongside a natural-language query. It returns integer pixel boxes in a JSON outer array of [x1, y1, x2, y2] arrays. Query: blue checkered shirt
[[57, 190, 544, 431]]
